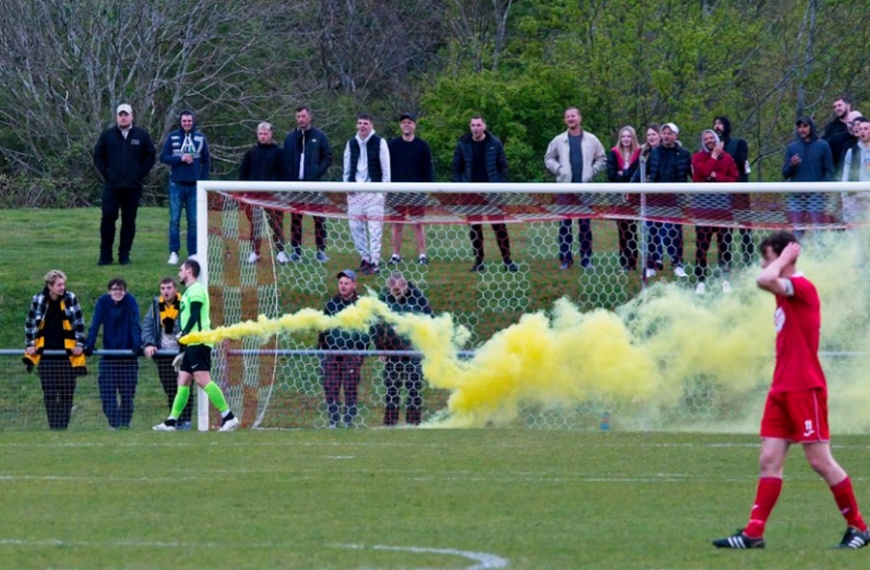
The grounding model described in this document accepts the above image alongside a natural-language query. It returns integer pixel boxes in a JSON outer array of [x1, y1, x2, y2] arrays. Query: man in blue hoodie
[[782, 116, 834, 230], [160, 110, 210, 264], [84, 278, 142, 429]]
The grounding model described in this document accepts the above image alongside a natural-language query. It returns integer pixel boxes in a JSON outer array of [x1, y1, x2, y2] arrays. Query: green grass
[[2, 430, 869, 569]]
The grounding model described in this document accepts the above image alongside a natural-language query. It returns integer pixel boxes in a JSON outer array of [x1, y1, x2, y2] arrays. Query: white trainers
[[188, 254, 199, 262], [695, 282, 706, 296], [673, 265, 688, 278], [722, 280, 732, 294], [644, 268, 657, 279], [246, 252, 260, 264], [276, 251, 290, 264], [167, 252, 179, 265], [152, 421, 176, 432], [219, 416, 240, 432]]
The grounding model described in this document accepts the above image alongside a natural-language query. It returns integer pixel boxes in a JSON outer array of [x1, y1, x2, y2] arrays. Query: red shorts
[[760, 388, 829, 443]]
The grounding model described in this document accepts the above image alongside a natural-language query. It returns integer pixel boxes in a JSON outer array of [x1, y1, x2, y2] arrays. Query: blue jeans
[[169, 182, 198, 255], [558, 219, 593, 264], [98, 359, 139, 428]]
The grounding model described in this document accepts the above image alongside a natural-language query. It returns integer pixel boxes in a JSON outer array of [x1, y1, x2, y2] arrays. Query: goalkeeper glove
[[172, 352, 184, 372]]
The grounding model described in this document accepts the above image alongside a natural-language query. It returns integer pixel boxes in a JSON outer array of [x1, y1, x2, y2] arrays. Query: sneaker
[[246, 251, 260, 264], [389, 254, 402, 265], [152, 420, 177, 432], [97, 258, 113, 266], [315, 250, 330, 262], [276, 251, 290, 264], [837, 526, 870, 549], [712, 531, 765, 549], [644, 268, 657, 279], [219, 414, 240, 432], [580, 258, 594, 270], [505, 261, 519, 272], [470, 262, 485, 272], [359, 259, 371, 272], [419, 254, 429, 265], [119, 256, 131, 265], [167, 252, 179, 265], [289, 252, 302, 262], [188, 254, 199, 261], [722, 280, 732, 294], [370, 262, 380, 274], [673, 265, 688, 278], [559, 259, 573, 270], [177, 421, 193, 431], [695, 282, 706, 296]]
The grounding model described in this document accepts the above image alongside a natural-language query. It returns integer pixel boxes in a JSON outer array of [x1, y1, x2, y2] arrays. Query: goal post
[[193, 180, 870, 432]]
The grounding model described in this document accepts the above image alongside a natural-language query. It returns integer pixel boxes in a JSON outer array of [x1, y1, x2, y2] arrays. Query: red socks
[[831, 477, 868, 531], [744, 477, 783, 538]]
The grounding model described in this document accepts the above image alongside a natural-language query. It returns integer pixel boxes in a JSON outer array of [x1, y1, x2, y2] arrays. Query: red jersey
[[771, 274, 826, 391]]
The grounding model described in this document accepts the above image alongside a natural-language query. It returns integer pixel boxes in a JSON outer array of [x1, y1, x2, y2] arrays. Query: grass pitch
[[3, 430, 870, 569]]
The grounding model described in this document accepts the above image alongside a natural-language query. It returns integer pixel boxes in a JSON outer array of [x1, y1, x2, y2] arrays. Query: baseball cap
[[117, 104, 133, 115], [336, 269, 357, 281], [662, 122, 680, 135], [399, 112, 416, 122]]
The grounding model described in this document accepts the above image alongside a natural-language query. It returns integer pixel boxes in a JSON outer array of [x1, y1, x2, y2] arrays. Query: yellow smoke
[[182, 230, 870, 431]]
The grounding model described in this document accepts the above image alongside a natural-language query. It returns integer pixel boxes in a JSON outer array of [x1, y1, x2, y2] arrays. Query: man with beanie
[[160, 110, 210, 264]]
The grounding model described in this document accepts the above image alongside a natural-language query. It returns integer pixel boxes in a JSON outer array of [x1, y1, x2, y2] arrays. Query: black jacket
[[283, 127, 333, 181], [452, 130, 508, 183], [373, 283, 432, 352], [93, 125, 156, 190], [240, 143, 287, 181]]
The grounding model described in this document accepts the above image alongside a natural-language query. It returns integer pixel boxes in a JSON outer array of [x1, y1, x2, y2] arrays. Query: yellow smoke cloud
[[182, 230, 870, 431]]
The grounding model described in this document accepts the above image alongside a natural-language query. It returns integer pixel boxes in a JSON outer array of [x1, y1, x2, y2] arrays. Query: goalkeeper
[[153, 259, 239, 432]]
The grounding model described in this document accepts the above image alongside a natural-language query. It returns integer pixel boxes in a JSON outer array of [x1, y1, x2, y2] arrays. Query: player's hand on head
[[781, 241, 801, 262]]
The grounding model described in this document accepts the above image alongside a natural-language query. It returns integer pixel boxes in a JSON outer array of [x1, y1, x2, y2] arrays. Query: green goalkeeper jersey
[[180, 281, 212, 347]]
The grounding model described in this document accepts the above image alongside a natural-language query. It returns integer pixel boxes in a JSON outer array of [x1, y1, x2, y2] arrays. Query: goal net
[[196, 180, 870, 432]]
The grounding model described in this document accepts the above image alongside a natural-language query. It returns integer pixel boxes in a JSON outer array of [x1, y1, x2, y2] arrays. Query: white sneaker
[[246, 252, 260, 263], [219, 416, 240, 432], [695, 282, 706, 296], [276, 251, 290, 264], [644, 268, 657, 279], [188, 254, 199, 262], [673, 265, 688, 278], [722, 280, 732, 294], [152, 421, 176, 432], [167, 252, 179, 265]]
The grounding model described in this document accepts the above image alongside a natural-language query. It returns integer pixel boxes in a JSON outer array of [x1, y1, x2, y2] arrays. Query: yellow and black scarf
[[23, 298, 87, 374]]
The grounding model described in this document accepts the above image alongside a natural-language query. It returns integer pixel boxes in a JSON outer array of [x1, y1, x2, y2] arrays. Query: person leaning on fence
[[317, 269, 370, 428], [84, 277, 142, 430], [24, 269, 87, 430], [142, 277, 192, 429], [372, 271, 433, 426]]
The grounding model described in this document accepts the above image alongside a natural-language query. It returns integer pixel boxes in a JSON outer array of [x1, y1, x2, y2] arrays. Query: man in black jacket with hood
[[713, 115, 753, 264]]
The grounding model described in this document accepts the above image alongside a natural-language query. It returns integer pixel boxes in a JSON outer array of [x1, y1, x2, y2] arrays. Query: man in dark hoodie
[[782, 116, 834, 230], [239, 122, 289, 263], [93, 104, 156, 266], [160, 110, 210, 264], [452, 115, 518, 272], [713, 116, 754, 264], [284, 106, 333, 262], [373, 271, 433, 426], [84, 278, 142, 429]]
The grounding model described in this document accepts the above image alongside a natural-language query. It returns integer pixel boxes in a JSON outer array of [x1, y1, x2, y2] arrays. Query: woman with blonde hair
[[607, 126, 641, 271]]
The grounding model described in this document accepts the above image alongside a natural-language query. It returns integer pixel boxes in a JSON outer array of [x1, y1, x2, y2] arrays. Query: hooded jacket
[[691, 130, 739, 183], [713, 116, 749, 182], [782, 116, 834, 182], [160, 111, 211, 184], [85, 292, 142, 355], [373, 282, 432, 352]]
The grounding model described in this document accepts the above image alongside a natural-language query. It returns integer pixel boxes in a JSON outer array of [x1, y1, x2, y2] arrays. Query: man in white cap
[[93, 103, 156, 266]]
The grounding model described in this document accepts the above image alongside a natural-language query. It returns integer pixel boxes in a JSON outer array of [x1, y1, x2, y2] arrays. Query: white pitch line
[[337, 543, 509, 570]]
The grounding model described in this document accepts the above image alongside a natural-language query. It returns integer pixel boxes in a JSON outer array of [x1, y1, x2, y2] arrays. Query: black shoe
[[119, 256, 131, 265], [504, 261, 519, 272], [98, 257, 113, 266], [559, 259, 573, 270], [359, 259, 371, 273], [469, 262, 485, 272], [580, 258, 594, 269], [370, 263, 380, 274], [837, 526, 870, 549], [712, 531, 765, 549]]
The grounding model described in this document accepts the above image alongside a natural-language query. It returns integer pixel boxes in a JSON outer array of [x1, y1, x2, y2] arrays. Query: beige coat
[[544, 130, 607, 183]]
